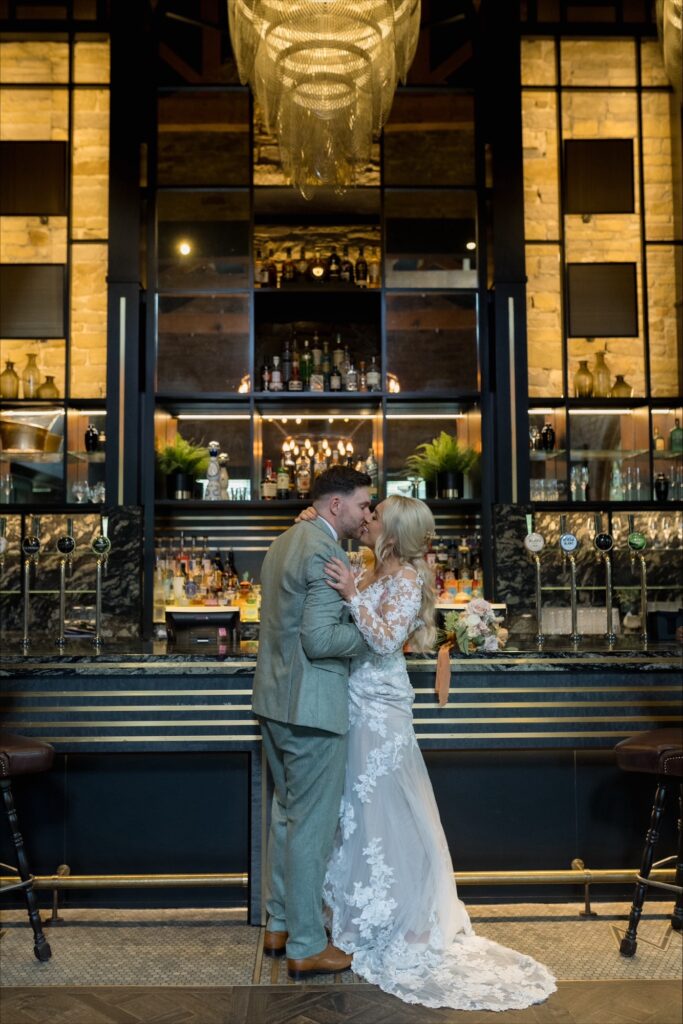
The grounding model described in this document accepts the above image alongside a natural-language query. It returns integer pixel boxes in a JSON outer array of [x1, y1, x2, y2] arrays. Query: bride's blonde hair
[[374, 495, 436, 653]]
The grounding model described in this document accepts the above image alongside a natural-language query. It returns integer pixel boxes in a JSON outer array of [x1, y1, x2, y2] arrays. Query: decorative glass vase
[[36, 375, 59, 399], [21, 353, 40, 399], [0, 360, 19, 399], [610, 374, 633, 398], [573, 360, 593, 398], [592, 350, 611, 398]]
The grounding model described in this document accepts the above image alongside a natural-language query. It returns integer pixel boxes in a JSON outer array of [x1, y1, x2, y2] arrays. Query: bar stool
[[0, 731, 54, 961], [615, 728, 683, 957]]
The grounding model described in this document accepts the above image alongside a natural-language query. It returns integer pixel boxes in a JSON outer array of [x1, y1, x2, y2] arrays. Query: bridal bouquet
[[442, 598, 509, 655]]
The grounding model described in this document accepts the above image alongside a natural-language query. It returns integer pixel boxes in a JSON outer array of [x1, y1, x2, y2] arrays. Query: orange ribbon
[[435, 642, 453, 707]]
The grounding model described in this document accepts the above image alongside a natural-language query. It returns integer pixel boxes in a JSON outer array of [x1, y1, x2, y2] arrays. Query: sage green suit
[[253, 517, 368, 959]]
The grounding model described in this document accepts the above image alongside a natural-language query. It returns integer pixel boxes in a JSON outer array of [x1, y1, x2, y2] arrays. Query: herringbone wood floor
[[1, 981, 681, 1024]]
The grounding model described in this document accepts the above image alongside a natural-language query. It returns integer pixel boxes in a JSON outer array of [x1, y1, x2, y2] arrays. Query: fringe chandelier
[[228, 0, 421, 198]]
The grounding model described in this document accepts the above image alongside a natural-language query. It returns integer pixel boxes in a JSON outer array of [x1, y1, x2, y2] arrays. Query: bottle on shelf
[[321, 340, 332, 391], [345, 359, 359, 392], [270, 355, 284, 392], [300, 338, 313, 390], [0, 360, 19, 399], [262, 248, 277, 288], [327, 246, 341, 281], [282, 247, 296, 284], [296, 451, 311, 499], [653, 426, 665, 452], [310, 348, 324, 392], [365, 447, 379, 498], [313, 441, 328, 478], [609, 461, 624, 501], [22, 353, 41, 399], [311, 330, 323, 367], [276, 456, 290, 499], [355, 245, 368, 288], [368, 247, 381, 288], [340, 245, 354, 284], [36, 375, 59, 399], [573, 360, 594, 398], [260, 458, 277, 500], [610, 374, 633, 398], [668, 418, 683, 453], [254, 246, 264, 287], [205, 442, 222, 501], [282, 337, 292, 386], [540, 422, 555, 451], [308, 247, 327, 283], [358, 360, 368, 392], [592, 350, 611, 398], [84, 424, 100, 452], [329, 362, 342, 392], [332, 332, 344, 370], [261, 360, 271, 392], [218, 452, 230, 499], [288, 340, 303, 391], [295, 246, 309, 281], [366, 354, 381, 392]]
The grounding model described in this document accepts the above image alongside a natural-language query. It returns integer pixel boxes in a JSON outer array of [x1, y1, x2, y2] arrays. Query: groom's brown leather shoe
[[263, 929, 287, 958], [287, 942, 352, 980]]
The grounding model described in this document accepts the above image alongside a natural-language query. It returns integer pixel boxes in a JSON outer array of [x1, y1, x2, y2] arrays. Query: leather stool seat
[[615, 729, 683, 777], [0, 732, 54, 778]]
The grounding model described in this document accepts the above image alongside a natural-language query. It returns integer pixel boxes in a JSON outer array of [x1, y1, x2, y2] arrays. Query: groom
[[253, 465, 372, 979]]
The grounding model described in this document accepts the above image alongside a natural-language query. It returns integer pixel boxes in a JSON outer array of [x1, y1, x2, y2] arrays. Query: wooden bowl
[[0, 418, 63, 453]]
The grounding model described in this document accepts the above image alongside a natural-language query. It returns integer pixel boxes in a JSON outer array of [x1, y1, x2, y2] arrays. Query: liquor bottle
[[540, 422, 555, 451], [366, 355, 381, 392], [205, 441, 222, 500], [313, 441, 328, 478], [340, 245, 354, 283], [254, 247, 264, 287], [341, 345, 351, 389], [311, 329, 323, 367], [260, 458, 277, 500], [669, 418, 683, 453], [358, 360, 368, 392], [218, 452, 230, 499], [282, 247, 296, 284], [264, 248, 278, 288], [296, 452, 311, 499], [329, 363, 342, 391], [270, 355, 284, 392], [321, 340, 332, 391], [84, 424, 100, 452], [653, 426, 665, 452], [609, 462, 624, 501], [284, 443, 297, 491], [345, 360, 359, 392], [327, 245, 341, 280], [308, 247, 327, 283], [300, 338, 313, 390], [368, 247, 381, 288], [276, 457, 290, 499], [295, 246, 309, 281], [281, 338, 292, 386], [261, 361, 271, 392], [288, 340, 303, 391], [355, 245, 368, 288], [365, 448, 379, 498], [310, 350, 324, 392], [332, 332, 344, 370]]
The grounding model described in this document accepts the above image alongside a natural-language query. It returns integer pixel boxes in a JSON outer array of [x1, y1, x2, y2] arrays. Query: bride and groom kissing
[[252, 465, 555, 1011]]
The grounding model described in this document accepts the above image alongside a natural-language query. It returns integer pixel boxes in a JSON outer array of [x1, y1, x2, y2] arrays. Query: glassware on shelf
[[669, 418, 683, 452], [21, 353, 41, 399], [573, 360, 594, 398], [0, 360, 19, 399], [72, 481, 91, 503], [36, 375, 60, 399], [570, 465, 579, 501], [609, 461, 624, 500], [592, 350, 611, 398], [91, 481, 106, 503], [610, 374, 633, 398], [529, 425, 541, 450], [580, 465, 589, 502]]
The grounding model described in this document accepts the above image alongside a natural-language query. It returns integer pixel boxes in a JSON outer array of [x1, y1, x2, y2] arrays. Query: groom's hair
[[311, 466, 371, 501]]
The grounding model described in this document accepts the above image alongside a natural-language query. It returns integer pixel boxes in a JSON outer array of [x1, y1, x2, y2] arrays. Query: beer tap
[[523, 514, 546, 647], [90, 514, 111, 647], [627, 514, 648, 647], [0, 517, 7, 577], [55, 518, 76, 647], [593, 513, 616, 646], [559, 515, 581, 645], [21, 516, 41, 649]]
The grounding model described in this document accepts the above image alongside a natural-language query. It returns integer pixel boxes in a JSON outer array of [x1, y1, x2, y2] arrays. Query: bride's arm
[[346, 568, 423, 655]]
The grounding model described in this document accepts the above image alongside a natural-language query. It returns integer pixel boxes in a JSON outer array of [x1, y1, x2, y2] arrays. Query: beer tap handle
[[101, 514, 109, 539], [0, 516, 6, 574], [593, 512, 602, 536], [628, 514, 635, 534]]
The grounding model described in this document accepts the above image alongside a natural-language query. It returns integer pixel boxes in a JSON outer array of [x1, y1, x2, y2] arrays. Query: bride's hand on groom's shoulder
[[324, 556, 357, 601], [294, 506, 317, 524]]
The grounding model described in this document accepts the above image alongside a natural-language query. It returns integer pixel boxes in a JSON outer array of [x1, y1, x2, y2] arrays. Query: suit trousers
[[259, 716, 348, 960]]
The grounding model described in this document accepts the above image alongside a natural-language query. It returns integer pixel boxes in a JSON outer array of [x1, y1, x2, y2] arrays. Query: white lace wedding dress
[[322, 566, 557, 1011]]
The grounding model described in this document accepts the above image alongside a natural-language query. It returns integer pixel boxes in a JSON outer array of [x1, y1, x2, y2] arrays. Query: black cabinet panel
[[564, 139, 635, 215], [566, 262, 638, 337], [0, 142, 68, 215], [0, 265, 66, 338]]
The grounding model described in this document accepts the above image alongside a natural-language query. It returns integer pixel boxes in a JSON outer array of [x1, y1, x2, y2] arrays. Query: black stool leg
[[0, 778, 52, 962], [672, 785, 683, 933], [620, 779, 668, 957]]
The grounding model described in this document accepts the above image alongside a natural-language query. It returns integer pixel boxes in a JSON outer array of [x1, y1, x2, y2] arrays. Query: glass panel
[[0, 41, 69, 84], [71, 88, 110, 240], [157, 294, 250, 394], [0, 409, 65, 505], [66, 408, 107, 504], [568, 407, 650, 503], [529, 407, 567, 501], [384, 191, 476, 289], [70, 243, 107, 399], [520, 38, 556, 86], [0, 88, 68, 141], [0, 216, 67, 262], [642, 91, 683, 242], [383, 92, 475, 187], [385, 404, 481, 499], [640, 39, 670, 86], [525, 244, 563, 397], [561, 40, 636, 86], [73, 39, 110, 84], [157, 90, 250, 186], [157, 5, 240, 86], [651, 407, 683, 502], [158, 191, 249, 290], [522, 90, 559, 240], [0, 340, 66, 398], [386, 293, 478, 393], [155, 410, 252, 499], [648, 245, 683, 397]]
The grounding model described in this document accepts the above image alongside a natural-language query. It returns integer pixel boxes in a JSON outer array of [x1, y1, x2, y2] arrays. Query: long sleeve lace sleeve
[[346, 568, 423, 655]]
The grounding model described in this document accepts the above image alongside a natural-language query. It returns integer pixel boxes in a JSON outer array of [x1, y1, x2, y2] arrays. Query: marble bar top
[[1, 636, 681, 676]]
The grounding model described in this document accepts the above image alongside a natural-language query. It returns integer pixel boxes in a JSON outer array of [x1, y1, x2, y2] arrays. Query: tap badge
[[90, 534, 111, 557], [559, 532, 579, 553], [627, 531, 646, 551], [22, 536, 40, 556], [594, 532, 613, 552], [523, 532, 545, 553], [57, 535, 76, 555]]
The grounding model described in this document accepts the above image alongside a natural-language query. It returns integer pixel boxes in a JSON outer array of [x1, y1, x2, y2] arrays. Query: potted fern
[[405, 432, 479, 499], [156, 435, 209, 500]]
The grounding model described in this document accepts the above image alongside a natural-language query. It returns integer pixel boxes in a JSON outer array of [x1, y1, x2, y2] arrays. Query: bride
[[302, 494, 556, 1011]]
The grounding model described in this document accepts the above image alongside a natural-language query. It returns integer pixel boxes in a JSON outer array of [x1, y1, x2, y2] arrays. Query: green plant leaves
[[405, 431, 479, 481], [156, 435, 209, 477]]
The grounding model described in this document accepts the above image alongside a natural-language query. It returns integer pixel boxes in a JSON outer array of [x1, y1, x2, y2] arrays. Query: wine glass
[[570, 466, 579, 502], [71, 481, 90, 503], [580, 466, 589, 502]]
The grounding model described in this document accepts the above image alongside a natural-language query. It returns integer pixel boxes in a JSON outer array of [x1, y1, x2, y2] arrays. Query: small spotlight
[[295, 417, 302, 425], [281, 417, 288, 424], [466, 241, 476, 251], [328, 417, 334, 424], [178, 240, 192, 256]]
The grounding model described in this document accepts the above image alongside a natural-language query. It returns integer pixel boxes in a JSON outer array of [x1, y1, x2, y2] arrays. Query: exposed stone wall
[[70, 243, 108, 398], [521, 91, 559, 241], [72, 88, 110, 240], [0, 41, 69, 83], [0, 86, 68, 140]]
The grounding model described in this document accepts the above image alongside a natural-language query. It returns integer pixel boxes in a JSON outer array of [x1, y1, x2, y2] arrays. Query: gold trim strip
[[406, 657, 681, 667], [413, 686, 682, 694], [0, 662, 256, 672], [0, 704, 257, 713], [6, 719, 261, 728], [32, 735, 263, 742], [415, 730, 637, 739], [3, 700, 679, 714], [0, 690, 256, 697]]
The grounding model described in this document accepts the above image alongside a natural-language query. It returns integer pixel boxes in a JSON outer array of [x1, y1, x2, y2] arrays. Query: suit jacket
[[252, 517, 368, 734]]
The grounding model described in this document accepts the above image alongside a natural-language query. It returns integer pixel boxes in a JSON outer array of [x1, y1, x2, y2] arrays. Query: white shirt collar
[[318, 515, 338, 542]]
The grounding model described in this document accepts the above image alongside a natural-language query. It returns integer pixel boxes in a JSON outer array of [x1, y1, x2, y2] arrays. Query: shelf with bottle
[[570, 349, 638, 401], [257, 326, 383, 396], [253, 231, 382, 292]]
